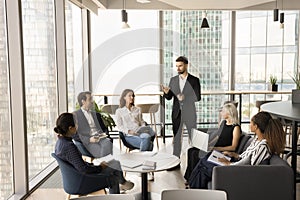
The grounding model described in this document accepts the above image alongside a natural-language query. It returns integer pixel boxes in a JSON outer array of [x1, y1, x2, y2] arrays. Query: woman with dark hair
[[189, 111, 286, 189], [54, 112, 134, 194], [220, 111, 286, 164], [115, 89, 155, 151]]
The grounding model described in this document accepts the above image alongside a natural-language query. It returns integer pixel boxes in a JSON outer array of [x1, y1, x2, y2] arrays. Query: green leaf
[[93, 101, 116, 131]]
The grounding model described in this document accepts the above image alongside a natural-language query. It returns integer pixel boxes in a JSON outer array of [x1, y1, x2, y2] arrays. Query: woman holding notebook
[[115, 89, 155, 151], [184, 103, 241, 183], [188, 111, 285, 189]]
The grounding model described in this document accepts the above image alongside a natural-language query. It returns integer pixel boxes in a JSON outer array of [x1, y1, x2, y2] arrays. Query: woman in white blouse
[[115, 89, 154, 151]]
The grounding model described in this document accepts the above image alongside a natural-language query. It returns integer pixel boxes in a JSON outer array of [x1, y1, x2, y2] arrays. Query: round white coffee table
[[115, 152, 180, 200]]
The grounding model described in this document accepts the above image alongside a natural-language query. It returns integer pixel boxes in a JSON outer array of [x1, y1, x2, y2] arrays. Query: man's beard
[[178, 71, 185, 75]]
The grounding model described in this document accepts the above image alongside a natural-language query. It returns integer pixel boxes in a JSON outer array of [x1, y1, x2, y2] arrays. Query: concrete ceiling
[[94, 0, 300, 10]]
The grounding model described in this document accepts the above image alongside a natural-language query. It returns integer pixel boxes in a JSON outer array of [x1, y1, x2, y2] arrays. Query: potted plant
[[94, 102, 116, 131], [269, 75, 278, 92], [291, 71, 300, 104]]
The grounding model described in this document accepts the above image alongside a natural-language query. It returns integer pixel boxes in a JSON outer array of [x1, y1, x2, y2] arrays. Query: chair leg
[[89, 189, 107, 195], [119, 135, 122, 151], [66, 194, 71, 200], [151, 113, 159, 150]]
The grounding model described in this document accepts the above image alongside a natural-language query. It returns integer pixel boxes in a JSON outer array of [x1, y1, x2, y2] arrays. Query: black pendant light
[[121, 0, 130, 29], [273, 0, 278, 21], [280, 0, 284, 29], [274, 9, 279, 21], [280, 12, 284, 29], [201, 11, 209, 29]]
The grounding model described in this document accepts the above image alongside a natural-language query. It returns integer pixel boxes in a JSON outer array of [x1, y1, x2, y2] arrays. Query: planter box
[[272, 84, 278, 92], [268, 84, 278, 91], [292, 89, 300, 104]]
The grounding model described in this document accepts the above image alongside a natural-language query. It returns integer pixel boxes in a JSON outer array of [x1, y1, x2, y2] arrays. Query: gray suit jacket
[[72, 109, 112, 158]]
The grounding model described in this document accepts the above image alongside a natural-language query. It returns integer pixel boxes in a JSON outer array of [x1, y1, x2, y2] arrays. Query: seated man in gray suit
[[73, 91, 113, 158]]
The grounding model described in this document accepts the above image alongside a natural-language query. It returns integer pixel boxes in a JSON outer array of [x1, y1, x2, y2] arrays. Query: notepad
[[92, 132, 108, 140], [207, 150, 231, 166], [142, 160, 156, 170]]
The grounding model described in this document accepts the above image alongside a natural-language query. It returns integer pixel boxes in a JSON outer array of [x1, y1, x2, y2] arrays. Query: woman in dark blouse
[[184, 103, 241, 182], [54, 112, 134, 194]]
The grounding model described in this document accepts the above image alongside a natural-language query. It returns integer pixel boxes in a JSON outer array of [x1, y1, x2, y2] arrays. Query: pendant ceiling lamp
[[280, 0, 284, 29], [280, 12, 284, 29], [201, 11, 209, 29], [273, 0, 278, 21], [121, 0, 130, 29]]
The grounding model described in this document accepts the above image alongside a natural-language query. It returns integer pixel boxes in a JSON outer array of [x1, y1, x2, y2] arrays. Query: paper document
[[207, 150, 231, 166], [121, 159, 143, 169], [93, 154, 114, 165]]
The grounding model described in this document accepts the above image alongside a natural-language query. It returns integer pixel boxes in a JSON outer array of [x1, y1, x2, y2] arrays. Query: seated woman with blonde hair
[[184, 103, 241, 183]]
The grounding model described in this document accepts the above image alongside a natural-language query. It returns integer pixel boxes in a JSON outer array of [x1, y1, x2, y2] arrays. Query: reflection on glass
[[65, 2, 83, 112], [0, 0, 13, 199], [21, 0, 57, 180]]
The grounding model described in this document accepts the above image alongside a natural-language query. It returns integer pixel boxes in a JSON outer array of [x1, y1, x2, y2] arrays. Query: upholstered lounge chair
[[212, 155, 293, 200], [52, 153, 111, 199]]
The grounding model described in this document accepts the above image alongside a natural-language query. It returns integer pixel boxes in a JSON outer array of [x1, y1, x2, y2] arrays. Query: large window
[[0, 0, 13, 199], [21, 0, 58, 180], [235, 11, 299, 125], [65, 1, 83, 112], [162, 11, 231, 132], [162, 10, 299, 132], [90, 10, 160, 127], [90, 10, 160, 100]]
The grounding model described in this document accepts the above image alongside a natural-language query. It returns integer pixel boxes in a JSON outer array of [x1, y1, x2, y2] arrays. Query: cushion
[[236, 132, 252, 154]]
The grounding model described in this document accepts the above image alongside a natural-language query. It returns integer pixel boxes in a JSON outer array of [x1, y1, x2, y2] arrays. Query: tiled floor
[[25, 136, 300, 200]]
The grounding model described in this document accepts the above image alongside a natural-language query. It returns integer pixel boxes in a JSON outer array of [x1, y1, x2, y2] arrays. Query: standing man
[[73, 91, 113, 158], [162, 56, 201, 163]]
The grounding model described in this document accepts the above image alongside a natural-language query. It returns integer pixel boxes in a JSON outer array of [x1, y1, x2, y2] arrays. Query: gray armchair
[[211, 155, 294, 200]]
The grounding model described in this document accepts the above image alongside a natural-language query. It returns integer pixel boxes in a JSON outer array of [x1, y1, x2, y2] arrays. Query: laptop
[[190, 128, 210, 152]]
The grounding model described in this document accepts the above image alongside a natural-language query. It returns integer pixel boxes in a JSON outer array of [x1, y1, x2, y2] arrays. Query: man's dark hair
[[176, 56, 188, 64], [77, 91, 91, 107]]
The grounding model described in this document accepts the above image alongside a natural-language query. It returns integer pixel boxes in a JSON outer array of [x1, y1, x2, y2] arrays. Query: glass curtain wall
[[162, 11, 231, 133], [21, 0, 58, 180], [162, 10, 299, 133], [0, 0, 13, 199], [235, 11, 299, 124], [65, 1, 83, 112]]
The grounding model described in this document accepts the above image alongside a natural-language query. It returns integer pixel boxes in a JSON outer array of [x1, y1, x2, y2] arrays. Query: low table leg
[[141, 172, 148, 200]]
